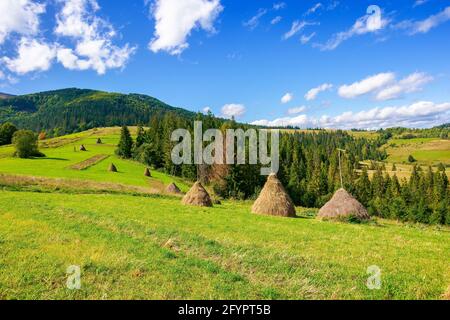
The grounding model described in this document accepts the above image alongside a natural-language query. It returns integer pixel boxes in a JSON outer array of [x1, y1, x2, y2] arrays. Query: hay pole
[[337, 148, 346, 189]]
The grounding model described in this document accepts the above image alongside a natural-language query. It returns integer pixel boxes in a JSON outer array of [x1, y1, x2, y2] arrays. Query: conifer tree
[[116, 126, 133, 158]]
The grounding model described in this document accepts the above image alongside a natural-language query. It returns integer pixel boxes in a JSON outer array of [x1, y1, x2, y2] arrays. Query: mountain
[[0, 88, 196, 133], [0, 92, 15, 99]]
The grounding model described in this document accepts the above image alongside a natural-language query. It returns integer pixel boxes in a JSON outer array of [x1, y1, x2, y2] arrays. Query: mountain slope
[[0, 88, 196, 133], [0, 92, 15, 99]]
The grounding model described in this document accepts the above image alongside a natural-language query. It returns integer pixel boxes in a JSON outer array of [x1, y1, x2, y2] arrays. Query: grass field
[[0, 190, 449, 300], [0, 127, 190, 193], [385, 138, 450, 166], [0, 128, 449, 300]]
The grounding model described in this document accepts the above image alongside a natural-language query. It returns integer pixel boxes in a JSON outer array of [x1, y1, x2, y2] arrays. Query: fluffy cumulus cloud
[[54, 0, 136, 75], [149, 0, 223, 55], [221, 103, 246, 118], [318, 5, 388, 50], [305, 83, 333, 101], [0, 0, 45, 44], [338, 72, 432, 101], [338, 72, 395, 99], [375, 72, 433, 101], [281, 92, 293, 104], [252, 101, 450, 129], [0, 0, 135, 78], [3, 37, 56, 74], [202, 106, 212, 113]]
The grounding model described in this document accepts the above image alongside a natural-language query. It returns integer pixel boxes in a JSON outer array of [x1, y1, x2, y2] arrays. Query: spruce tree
[[116, 126, 133, 159]]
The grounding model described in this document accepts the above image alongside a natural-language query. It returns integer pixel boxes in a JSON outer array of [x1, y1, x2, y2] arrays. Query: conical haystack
[[79, 145, 87, 151], [108, 163, 118, 172], [318, 188, 370, 221], [166, 182, 182, 194], [144, 167, 151, 177], [96, 138, 103, 144], [182, 182, 212, 207], [252, 174, 296, 217]]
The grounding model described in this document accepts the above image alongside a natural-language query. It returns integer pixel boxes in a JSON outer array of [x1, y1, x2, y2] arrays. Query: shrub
[[0, 122, 18, 146], [408, 155, 416, 163], [12, 130, 45, 158]]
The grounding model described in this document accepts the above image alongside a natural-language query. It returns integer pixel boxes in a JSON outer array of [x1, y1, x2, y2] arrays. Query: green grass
[[0, 127, 190, 192], [0, 191, 448, 300], [385, 138, 450, 165]]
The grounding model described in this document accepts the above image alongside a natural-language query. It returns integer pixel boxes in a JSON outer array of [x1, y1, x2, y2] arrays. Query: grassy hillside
[[0, 88, 196, 133], [385, 137, 450, 165], [0, 127, 190, 193], [0, 191, 449, 300]]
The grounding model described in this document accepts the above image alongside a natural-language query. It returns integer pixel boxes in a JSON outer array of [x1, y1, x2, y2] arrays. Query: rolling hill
[[0, 88, 196, 134]]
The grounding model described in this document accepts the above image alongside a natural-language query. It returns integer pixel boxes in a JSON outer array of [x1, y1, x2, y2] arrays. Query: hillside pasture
[[385, 138, 450, 166]]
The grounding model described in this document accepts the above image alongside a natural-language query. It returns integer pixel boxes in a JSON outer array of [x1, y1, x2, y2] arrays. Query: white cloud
[[300, 32, 316, 44], [203, 106, 212, 113], [273, 2, 286, 11], [410, 6, 450, 34], [244, 8, 267, 30], [318, 5, 388, 50], [3, 38, 56, 74], [283, 21, 317, 40], [0, 0, 45, 44], [54, 0, 136, 75], [338, 72, 395, 99], [375, 72, 433, 101], [413, 0, 428, 7], [251, 101, 450, 129], [281, 92, 293, 104], [271, 16, 282, 25], [305, 3, 322, 16], [149, 0, 223, 55], [338, 72, 433, 101], [305, 83, 333, 101], [287, 106, 307, 115], [221, 104, 246, 118]]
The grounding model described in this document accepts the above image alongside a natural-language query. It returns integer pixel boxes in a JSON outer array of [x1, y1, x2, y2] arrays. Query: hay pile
[[318, 188, 370, 221], [79, 145, 87, 151], [252, 173, 296, 217], [96, 138, 103, 144], [181, 181, 213, 207], [109, 163, 118, 172], [166, 182, 182, 194], [144, 168, 151, 177]]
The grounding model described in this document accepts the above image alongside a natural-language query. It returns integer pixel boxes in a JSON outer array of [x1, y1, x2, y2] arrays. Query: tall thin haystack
[[144, 167, 151, 177], [252, 174, 296, 217], [182, 181, 213, 207], [79, 145, 87, 151], [318, 188, 370, 221], [166, 182, 182, 194], [96, 138, 103, 144], [109, 163, 118, 172]]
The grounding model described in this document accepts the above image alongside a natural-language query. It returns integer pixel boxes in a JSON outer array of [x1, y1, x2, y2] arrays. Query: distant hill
[[0, 88, 196, 133], [0, 92, 15, 99]]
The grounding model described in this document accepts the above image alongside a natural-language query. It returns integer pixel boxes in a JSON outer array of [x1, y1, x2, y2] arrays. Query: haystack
[[182, 182, 213, 207], [166, 182, 182, 194], [108, 163, 118, 172], [96, 138, 102, 144], [144, 167, 152, 177], [79, 145, 87, 151], [318, 188, 370, 221], [252, 173, 296, 217]]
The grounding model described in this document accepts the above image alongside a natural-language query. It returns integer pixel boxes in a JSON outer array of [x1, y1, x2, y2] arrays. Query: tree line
[[115, 112, 450, 226]]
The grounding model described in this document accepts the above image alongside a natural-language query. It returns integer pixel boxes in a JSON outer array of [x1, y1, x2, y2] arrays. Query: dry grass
[[182, 181, 213, 207], [252, 174, 296, 217], [69, 154, 109, 170], [0, 173, 165, 195], [318, 189, 370, 221]]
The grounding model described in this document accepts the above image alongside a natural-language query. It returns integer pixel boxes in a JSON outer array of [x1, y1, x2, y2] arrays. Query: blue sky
[[0, 0, 450, 129]]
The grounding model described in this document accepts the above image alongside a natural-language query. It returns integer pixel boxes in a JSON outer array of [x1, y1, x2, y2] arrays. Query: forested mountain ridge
[[0, 88, 196, 135]]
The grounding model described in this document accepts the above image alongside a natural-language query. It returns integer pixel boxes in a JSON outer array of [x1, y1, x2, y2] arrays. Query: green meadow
[[0, 127, 449, 300]]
